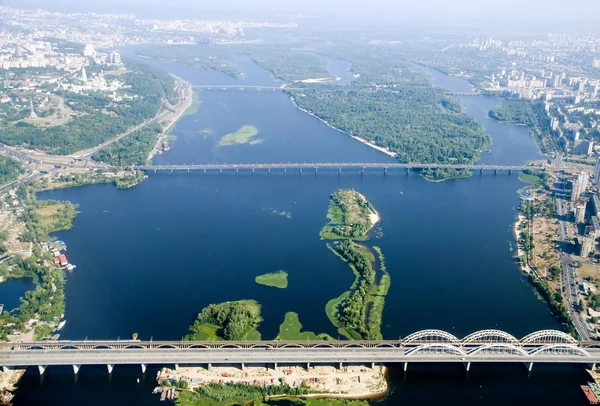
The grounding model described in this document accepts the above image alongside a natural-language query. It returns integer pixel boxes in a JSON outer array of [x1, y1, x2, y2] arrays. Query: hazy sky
[[4, 0, 600, 28]]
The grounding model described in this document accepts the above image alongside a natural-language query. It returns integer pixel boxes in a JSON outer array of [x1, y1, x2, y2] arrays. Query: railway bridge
[[1, 329, 597, 375]]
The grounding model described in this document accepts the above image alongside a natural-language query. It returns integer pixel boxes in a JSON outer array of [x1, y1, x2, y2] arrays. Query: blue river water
[[11, 51, 593, 405]]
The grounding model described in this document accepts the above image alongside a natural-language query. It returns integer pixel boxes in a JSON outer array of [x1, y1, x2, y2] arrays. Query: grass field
[[276, 312, 333, 340], [255, 270, 288, 289], [218, 125, 259, 146]]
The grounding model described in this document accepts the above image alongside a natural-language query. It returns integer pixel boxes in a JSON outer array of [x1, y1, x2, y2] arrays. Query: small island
[[255, 270, 288, 289], [184, 300, 262, 341], [320, 189, 379, 241], [319, 190, 390, 340], [276, 311, 333, 340], [218, 125, 260, 146]]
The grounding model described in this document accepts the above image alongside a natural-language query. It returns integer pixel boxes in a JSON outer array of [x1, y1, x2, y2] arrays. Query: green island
[[184, 300, 262, 341], [276, 312, 333, 340], [320, 190, 378, 241], [255, 270, 288, 289], [218, 125, 260, 146], [320, 190, 390, 340]]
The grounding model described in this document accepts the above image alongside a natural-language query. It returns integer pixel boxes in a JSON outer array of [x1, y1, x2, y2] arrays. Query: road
[[555, 181, 592, 340]]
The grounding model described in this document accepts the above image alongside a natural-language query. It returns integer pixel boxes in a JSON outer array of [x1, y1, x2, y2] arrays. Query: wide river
[[12, 51, 591, 405]]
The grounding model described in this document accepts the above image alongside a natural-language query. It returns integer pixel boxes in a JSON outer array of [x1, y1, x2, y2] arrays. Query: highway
[[555, 179, 592, 341]]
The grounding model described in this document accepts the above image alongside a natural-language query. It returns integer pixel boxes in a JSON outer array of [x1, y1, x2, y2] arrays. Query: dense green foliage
[[20, 200, 77, 242], [320, 190, 376, 240], [333, 240, 379, 339], [185, 300, 262, 341], [250, 51, 330, 82], [177, 382, 316, 406], [276, 312, 333, 340], [218, 125, 259, 146], [528, 273, 576, 336], [0, 155, 24, 185], [255, 270, 288, 289], [288, 80, 488, 165], [93, 125, 162, 165], [0, 62, 173, 154]]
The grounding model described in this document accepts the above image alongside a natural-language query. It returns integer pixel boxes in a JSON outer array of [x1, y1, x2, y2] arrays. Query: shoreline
[[289, 96, 397, 158]]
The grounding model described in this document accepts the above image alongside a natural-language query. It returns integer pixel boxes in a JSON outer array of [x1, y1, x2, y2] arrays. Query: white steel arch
[[403, 330, 460, 345], [528, 344, 590, 357], [468, 343, 529, 357], [462, 330, 519, 345], [406, 344, 467, 357], [521, 330, 577, 345]]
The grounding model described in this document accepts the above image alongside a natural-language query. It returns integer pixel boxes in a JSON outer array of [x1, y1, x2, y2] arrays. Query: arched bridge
[[130, 162, 544, 174], [1, 330, 598, 375]]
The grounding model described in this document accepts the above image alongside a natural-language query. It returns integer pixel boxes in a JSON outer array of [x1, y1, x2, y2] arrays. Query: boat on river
[[56, 320, 66, 331]]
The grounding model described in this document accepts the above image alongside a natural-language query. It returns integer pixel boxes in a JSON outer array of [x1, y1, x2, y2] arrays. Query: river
[[11, 51, 592, 405]]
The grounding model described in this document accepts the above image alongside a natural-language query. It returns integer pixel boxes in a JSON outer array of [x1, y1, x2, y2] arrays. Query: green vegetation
[[420, 168, 472, 182], [0, 156, 24, 186], [489, 100, 555, 153], [218, 125, 259, 146], [320, 190, 377, 240], [276, 312, 333, 341], [250, 51, 331, 82], [92, 124, 162, 166], [20, 200, 77, 242], [0, 61, 174, 155], [255, 270, 288, 289], [185, 300, 262, 341], [528, 273, 576, 337], [177, 382, 318, 406]]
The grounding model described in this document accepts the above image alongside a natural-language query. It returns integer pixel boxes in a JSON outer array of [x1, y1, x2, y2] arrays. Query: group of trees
[[20, 200, 77, 242], [186, 300, 262, 341], [92, 125, 162, 166], [334, 240, 378, 339], [288, 82, 489, 165], [191, 381, 313, 404], [0, 155, 24, 186], [326, 190, 375, 239]]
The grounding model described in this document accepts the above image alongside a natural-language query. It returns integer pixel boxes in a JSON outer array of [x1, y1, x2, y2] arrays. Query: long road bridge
[[132, 162, 543, 174], [192, 85, 294, 91], [2, 330, 598, 375]]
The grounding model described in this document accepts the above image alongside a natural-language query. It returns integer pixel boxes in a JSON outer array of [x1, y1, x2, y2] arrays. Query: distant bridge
[[192, 85, 295, 91], [130, 162, 544, 174], [1, 330, 598, 375]]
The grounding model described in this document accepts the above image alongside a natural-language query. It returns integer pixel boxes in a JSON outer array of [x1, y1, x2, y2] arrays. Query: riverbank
[[288, 96, 397, 158], [156, 364, 388, 404]]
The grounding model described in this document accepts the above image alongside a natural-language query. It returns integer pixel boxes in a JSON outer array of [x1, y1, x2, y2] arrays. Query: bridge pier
[[107, 364, 114, 374], [203, 168, 206, 173], [236, 168, 239, 173], [175, 364, 179, 371], [480, 168, 483, 174], [170, 169, 173, 173], [273, 362, 277, 370], [38, 365, 47, 375], [283, 168, 286, 175], [241, 363, 245, 370], [361, 167, 365, 176], [403, 362, 408, 372], [219, 168, 222, 174], [252, 167, 255, 173], [268, 167, 271, 174], [338, 168, 341, 175], [300, 167, 303, 174], [494, 169, 498, 175], [187, 169, 190, 173], [525, 362, 533, 372], [315, 167, 318, 175], [371, 362, 375, 369], [307, 362, 310, 370], [464, 362, 471, 372], [141, 364, 147, 374], [339, 362, 343, 370], [508, 169, 512, 175], [73, 365, 81, 375], [2, 366, 10, 374], [208, 363, 212, 370], [384, 168, 388, 176]]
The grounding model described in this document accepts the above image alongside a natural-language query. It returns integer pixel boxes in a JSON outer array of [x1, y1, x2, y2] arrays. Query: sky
[[3, 0, 600, 29]]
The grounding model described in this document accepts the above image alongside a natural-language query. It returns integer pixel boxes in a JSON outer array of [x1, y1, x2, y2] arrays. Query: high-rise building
[[572, 180, 582, 201], [595, 157, 600, 186], [576, 202, 587, 223], [581, 236, 595, 257], [109, 52, 122, 65], [83, 44, 96, 57], [578, 171, 589, 192], [552, 75, 561, 88]]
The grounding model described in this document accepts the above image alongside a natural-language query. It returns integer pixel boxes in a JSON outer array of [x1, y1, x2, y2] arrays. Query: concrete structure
[[595, 158, 600, 188], [581, 236, 595, 257], [28, 99, 38, 120], [2, 330, 600, 375], [591, 216, 600, 239], [576, 203, 587, 224], [131, 163, 542, 174], [578, 171, 589, 193], [109, 52, 121, 65], [572, 180, 582, 201]]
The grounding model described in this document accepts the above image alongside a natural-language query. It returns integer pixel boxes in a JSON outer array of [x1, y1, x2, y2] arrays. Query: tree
[[132, 332, 139, 340]]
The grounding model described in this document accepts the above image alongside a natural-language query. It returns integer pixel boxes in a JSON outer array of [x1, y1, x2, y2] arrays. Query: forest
[[185, 300, 262, 341], [0, 61, 174, 155], [92, 125, 162, 166]]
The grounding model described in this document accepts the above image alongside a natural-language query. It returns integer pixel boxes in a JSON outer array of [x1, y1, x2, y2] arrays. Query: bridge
[[192, 85, 294, 91], [132, 162, 543, 174], [2, 330, 598, 375]]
